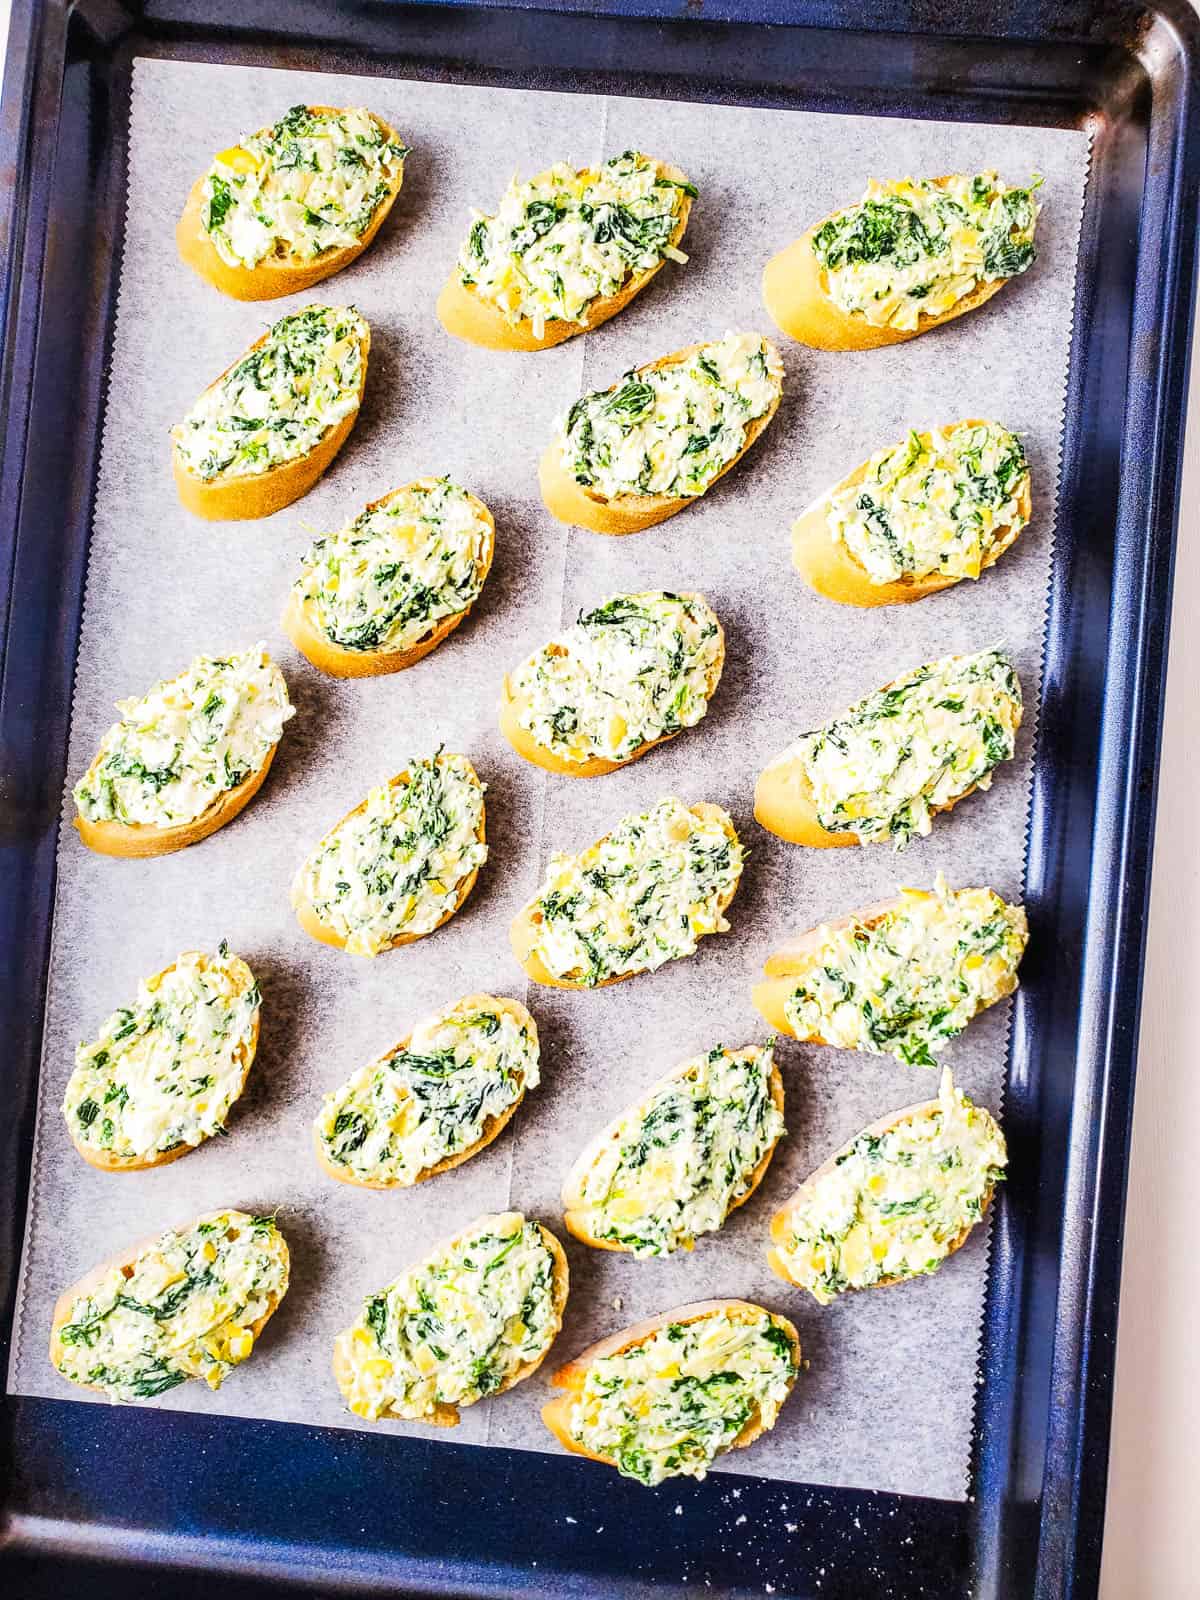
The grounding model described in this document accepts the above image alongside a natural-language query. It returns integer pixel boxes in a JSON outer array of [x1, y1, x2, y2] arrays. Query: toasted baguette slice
[[172, 307, 369, 521], [562, 1042, 784, 1255], [511, 797, 743, 989], [436, 155, 693, 351], [50, 1210, 289, 1400], [314, 994, 538, 1189], [282, 479, 496, 678], [791, 420, 1033, 607], [542, 1300, 800, 1480], [332, 1213, 569, 1426], [540, 335, 783, 535], [177, 107, 407, 301], [767, 1070, 1006, 1301]]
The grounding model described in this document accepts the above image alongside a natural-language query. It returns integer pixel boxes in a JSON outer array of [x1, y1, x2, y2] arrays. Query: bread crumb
[[612, 1295, 624, 1310]]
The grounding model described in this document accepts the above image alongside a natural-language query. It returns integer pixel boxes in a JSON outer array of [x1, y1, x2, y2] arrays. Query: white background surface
[[0, 2, 1195, 1592]]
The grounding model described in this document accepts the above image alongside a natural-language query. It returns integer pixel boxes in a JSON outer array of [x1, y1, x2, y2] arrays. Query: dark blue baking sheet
[[1, 2, 1197, 1596]]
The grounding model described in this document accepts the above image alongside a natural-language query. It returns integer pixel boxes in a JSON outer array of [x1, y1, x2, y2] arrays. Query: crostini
[[64, 943, 261, 1171], [172, 304, 369, 520], [540, 332, 783, 535], [768, 1069, 1006, 1302], [763, 171, 1042, 350], [792, 420, 1032, 606], [283, 477, 495, 677], [50, 1210, 290, 1401], [541, 1299, 800, 1484], [72, 645, 294, 858], [752, 878, 1028, 1068], [511, 795, 744, 988], [754, 646, 1022, 850], [314, 994, 539, 1188], [292, 751, 486, 957], [500, 591, 724, 776], [177, 105, 408, 301], [562, 1041, 785, 1257], [437, 150, 694, 351], [333, 1212, 568, 1424]]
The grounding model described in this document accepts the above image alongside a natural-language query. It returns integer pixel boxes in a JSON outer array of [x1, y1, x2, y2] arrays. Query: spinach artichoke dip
[[456, 150, 694, 336], [172, 305, 367, 482], [558, 333, 782, 501], [510, 591, 723, 765], [73, 646, 294, 830], [566, 1309, 797, 1485], [64, 945, 260, 1164], [293, 752, 486, 957], [316, 998, 539, 1186], [812, 171, 1042, 333], [770, 1069, 1007, 1303], [334, 1213, 561, 1421], [828, 422, 1030, 585], [295, 478, 491, 654], [201, 105, 408, 269], [525, 796, 743, 985], [783, 879, 1028, 1067], [782, 646, 1022, 848], [53, 1212, 289, 1401], [568, 1043, 784, 1256]]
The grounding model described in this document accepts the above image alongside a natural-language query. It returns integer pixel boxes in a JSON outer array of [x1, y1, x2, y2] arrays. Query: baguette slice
[[172, 311, 369, 521], [436, 157, 693, 352], [541, 1300, 801, 1474], [313, 994, 538, 1189], [282, 479, 496, 678], [177, 107, 406, 302], [791, 420, 1033, 607], [539, 338, 783, 536]]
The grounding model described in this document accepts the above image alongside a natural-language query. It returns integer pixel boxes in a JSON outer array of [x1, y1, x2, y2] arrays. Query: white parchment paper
[[7, 58, 1090, 1500]]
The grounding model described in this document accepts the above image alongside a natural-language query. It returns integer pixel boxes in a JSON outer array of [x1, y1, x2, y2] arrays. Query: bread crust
[[498, 595, 725, 777], [291, 757, 486, 953], [172, 318, 370, 522], [539, 339, 782, 535], [790, 419, 1033, 607], [281, 481, 496, 678], [509, 800, 742, 989], [541, 1299, 800, 1467], [74, 741, 280, 860], [313, 994, 537, 1189], [561, 1052, 785, 1252], [762, 177, 1017, 351], [176, 108, 406, 302], [49, 1209, 290, 1393], [436, 159, 693, 351], [332, 1216, 569, 1427]]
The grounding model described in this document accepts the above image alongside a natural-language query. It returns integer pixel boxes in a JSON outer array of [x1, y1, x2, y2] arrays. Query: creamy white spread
[[54, 1212, 289, 1401], [456, 150, 693, 335], [566, 1309, 796, 1485], [558, 332, 782, 500], [293, 751, 487, 957], [172, 305, 367, 481], [782, 878, 1028, 1067], [295, 478, 491, 654], [335, 1213, 559, 1421], [827, 422, 1030, 584], [64, 945, 260, 1162], [73, 645, 293, 829], [812, 172, 1042, 332], [780, 647, 1022, 848], [772, 1069, 1006, 1303], [201, 105, 407, 269], [510, 591, 722, 765], [316, 999, 539, 1185], [569, 1043, 784, 1256], [526, 796, 743, 985]]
